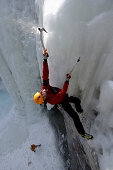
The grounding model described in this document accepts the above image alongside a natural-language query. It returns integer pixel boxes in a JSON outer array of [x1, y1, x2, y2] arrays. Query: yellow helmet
[[34, 92, 44, 105]]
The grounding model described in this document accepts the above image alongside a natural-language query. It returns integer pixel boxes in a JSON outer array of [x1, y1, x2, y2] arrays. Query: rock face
[[48, 106, 99, 170]]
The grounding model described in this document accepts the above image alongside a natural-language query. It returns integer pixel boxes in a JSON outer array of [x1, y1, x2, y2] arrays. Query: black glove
[[66, 74, 71, 82], [43, 52, 49, 60]]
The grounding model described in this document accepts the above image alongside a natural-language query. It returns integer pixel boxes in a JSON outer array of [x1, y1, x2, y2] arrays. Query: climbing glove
[[66, 74, 71, 82], [43, 52, 49, 60]]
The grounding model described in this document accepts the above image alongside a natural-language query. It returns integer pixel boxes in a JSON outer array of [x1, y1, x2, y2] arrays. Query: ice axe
[[67, 57, 80, 78], [38, 27, 48, 56]]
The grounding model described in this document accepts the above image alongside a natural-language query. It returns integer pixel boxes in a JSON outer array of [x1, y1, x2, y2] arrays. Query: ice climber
[[34, 53, 93, 140]]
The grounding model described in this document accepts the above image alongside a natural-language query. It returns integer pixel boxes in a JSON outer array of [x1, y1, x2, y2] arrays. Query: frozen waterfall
[[0, 0, 113, 170]]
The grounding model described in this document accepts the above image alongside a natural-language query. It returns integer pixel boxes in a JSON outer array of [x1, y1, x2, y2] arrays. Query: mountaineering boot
[[69, 96, 83, 114], [81, 133, 94, 140]]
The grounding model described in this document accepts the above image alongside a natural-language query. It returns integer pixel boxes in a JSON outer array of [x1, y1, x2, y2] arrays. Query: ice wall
[[0, 79, 13, 118], [43, 0, 113, 169], [0, 0, 113, 169], [0, 0, 41, 153], [43, 0, 113, 109], [0, 0, 66, 169], [92, 81, 113, 170]]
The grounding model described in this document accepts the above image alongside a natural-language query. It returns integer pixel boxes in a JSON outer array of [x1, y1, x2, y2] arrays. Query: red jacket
[[42, 60, 69, 105]]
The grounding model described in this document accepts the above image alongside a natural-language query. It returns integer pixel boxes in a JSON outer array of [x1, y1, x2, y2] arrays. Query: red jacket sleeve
[[42, 60, 49, 89], [51, 81, 69, 104]]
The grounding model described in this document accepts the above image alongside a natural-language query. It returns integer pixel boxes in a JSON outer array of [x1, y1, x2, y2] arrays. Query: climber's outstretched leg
[[62, 101, 85, 135]]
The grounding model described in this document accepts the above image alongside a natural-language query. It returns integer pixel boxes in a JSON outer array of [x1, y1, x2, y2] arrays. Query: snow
[[0, 0, 113, 169], [0, 82, 65, 170], [0, 116, 65, 170]]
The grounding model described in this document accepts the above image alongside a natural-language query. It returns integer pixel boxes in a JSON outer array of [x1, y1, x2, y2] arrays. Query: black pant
[[61, 95, 85, 135]]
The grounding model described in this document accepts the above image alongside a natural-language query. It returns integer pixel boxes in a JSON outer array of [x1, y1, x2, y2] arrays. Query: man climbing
[[34, 53, 93, 140]]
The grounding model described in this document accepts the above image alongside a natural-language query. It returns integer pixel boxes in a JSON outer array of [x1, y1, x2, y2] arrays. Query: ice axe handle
[[68, 57, 80, 75], [38, 27, 48, 53]]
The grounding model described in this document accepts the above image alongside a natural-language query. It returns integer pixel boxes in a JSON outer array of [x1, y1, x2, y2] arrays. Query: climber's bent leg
[[68, 96, 83, 113]]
